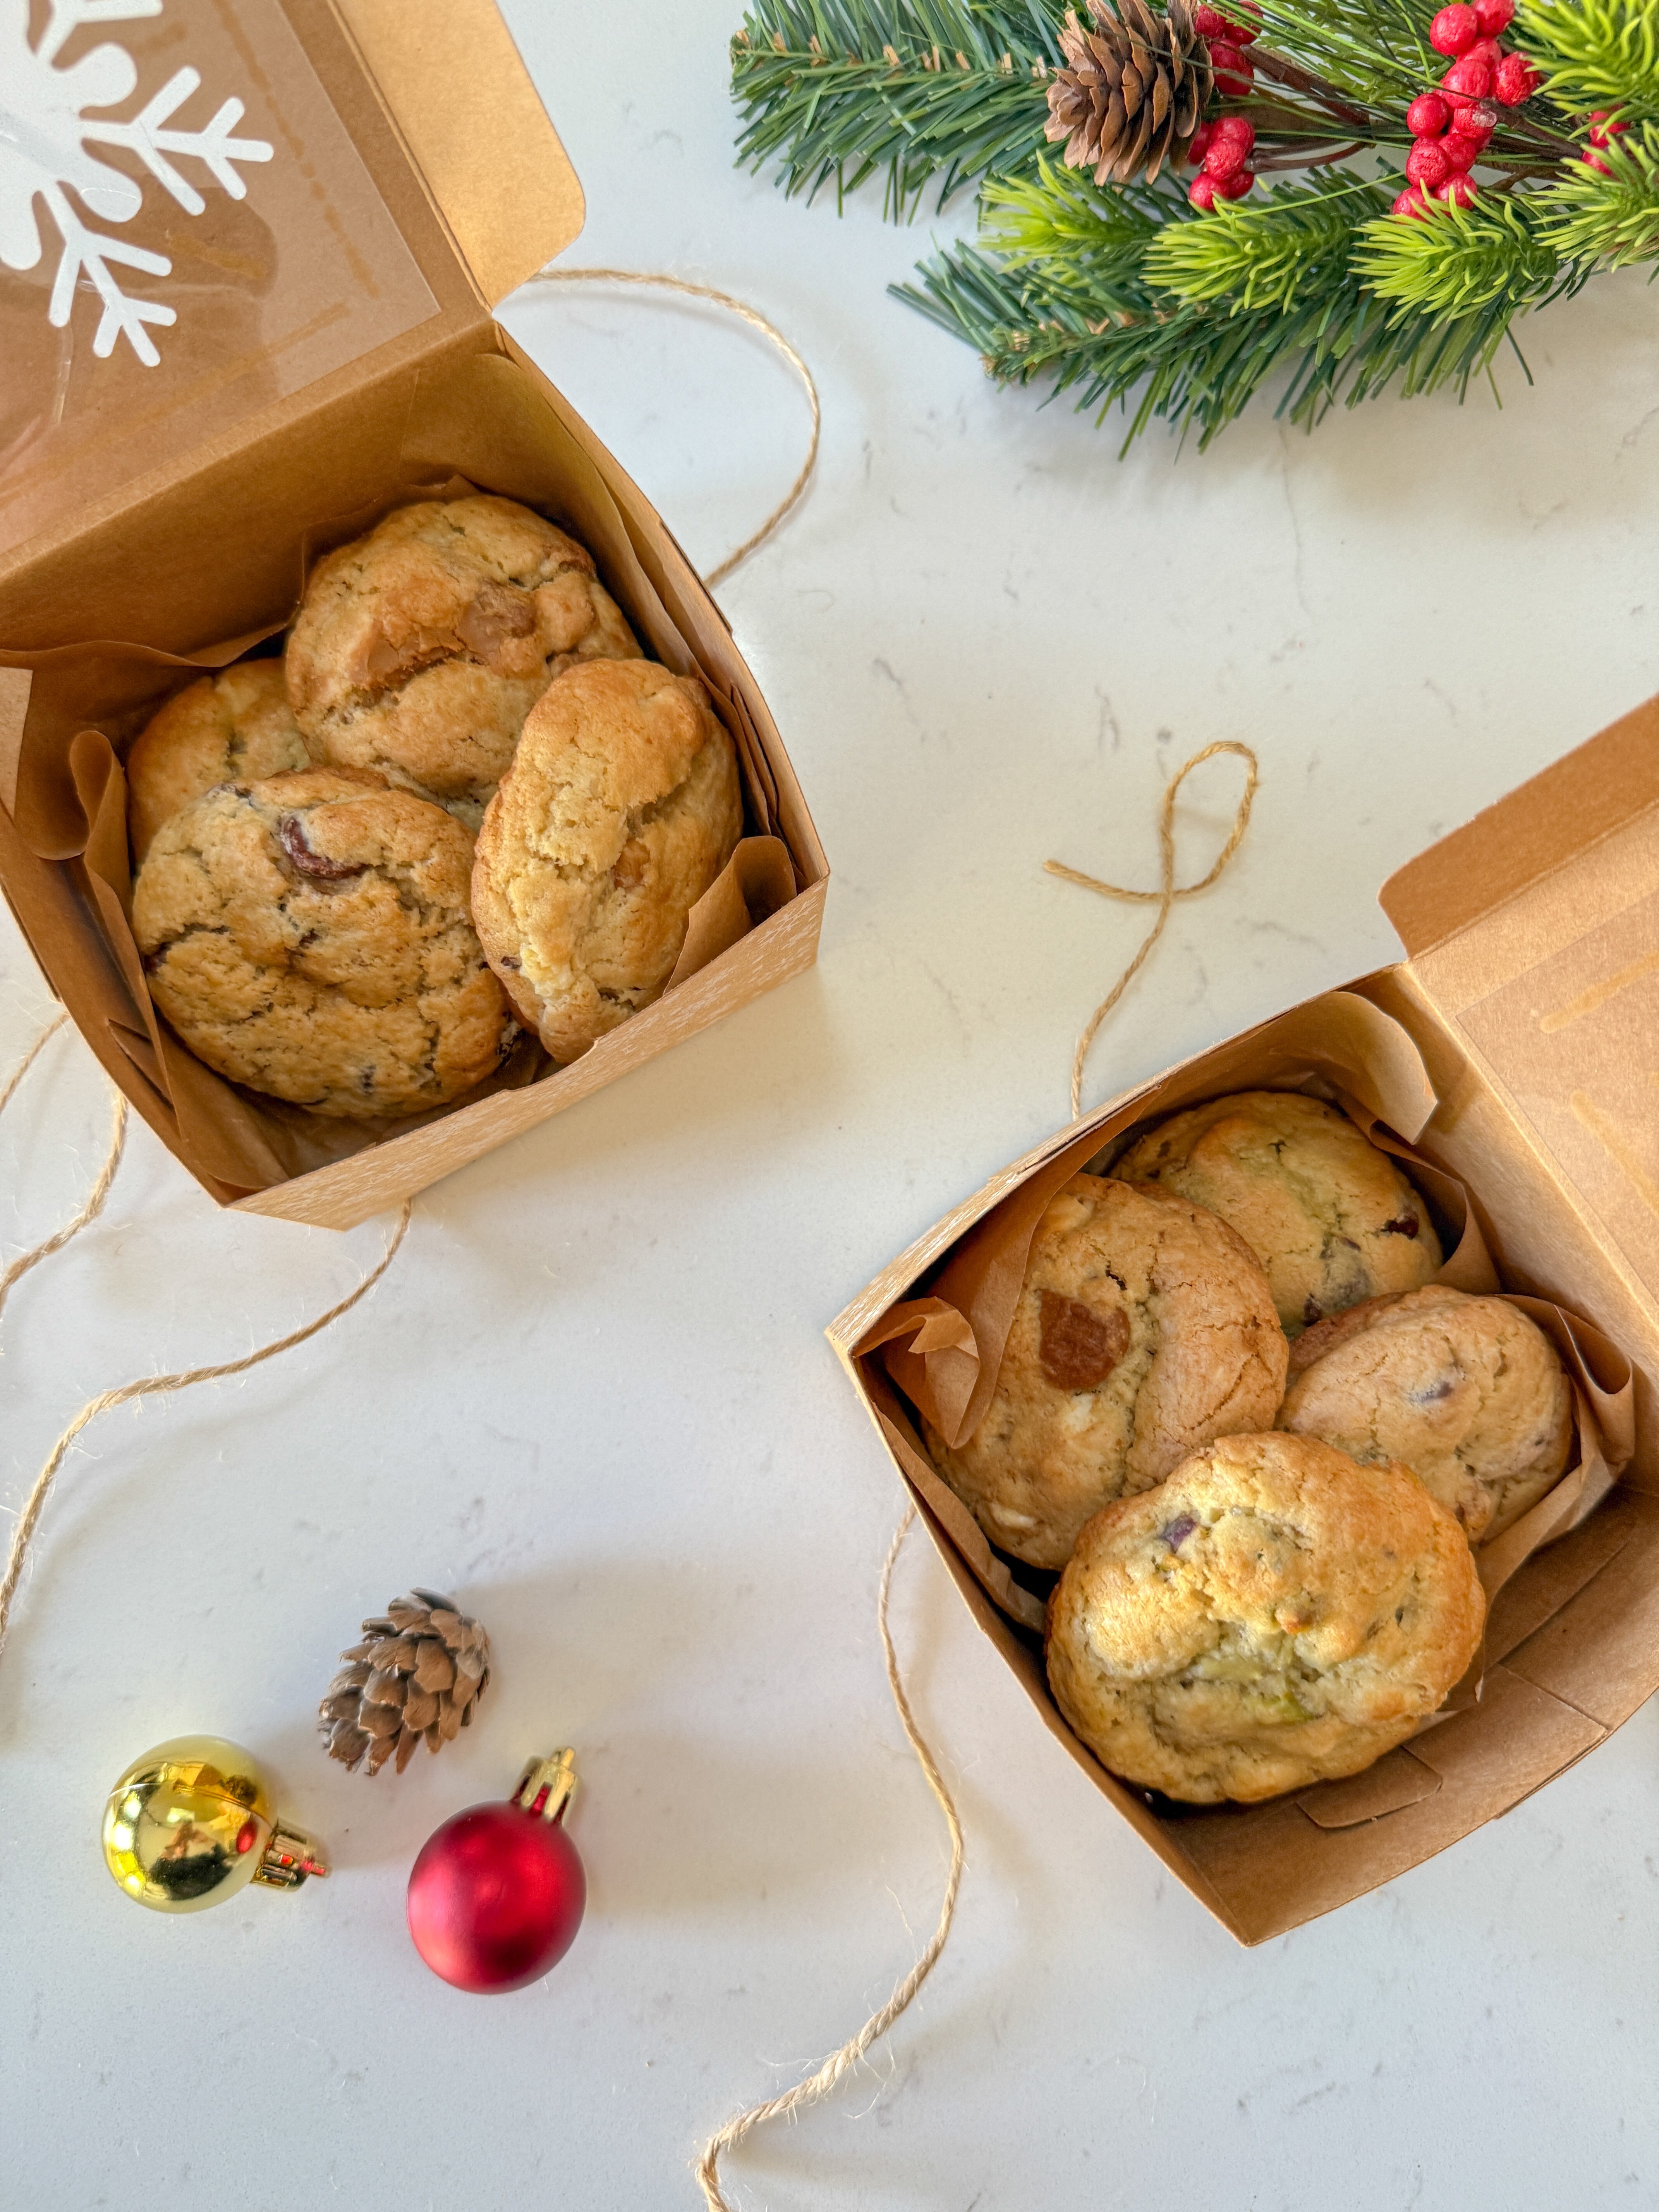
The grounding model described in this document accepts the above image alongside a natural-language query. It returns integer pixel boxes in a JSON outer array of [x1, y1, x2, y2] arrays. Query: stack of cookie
[[126, 495, 743, 1121], [924, 1090, 1575, 1805]]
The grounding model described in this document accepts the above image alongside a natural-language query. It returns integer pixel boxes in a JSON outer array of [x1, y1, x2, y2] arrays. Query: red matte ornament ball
[[407, 1767, 586, 1995], [1429, 4, 1479, 55]]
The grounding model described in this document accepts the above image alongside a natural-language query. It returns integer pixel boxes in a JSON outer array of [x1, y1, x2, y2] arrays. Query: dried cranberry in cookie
[[1046, 1431, 1485, 1802], [126, 660, 309, 862], [1278, 1285, 1573, 1542], [287, 496, 641, 828], [1111, 1090, 1443, 1335], [132, 768, 517, 1120], [922, 1176, 1288, 1570]]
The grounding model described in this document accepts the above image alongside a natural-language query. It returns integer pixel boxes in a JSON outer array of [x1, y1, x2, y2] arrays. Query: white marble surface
[[8, 6, 1659, 2206]]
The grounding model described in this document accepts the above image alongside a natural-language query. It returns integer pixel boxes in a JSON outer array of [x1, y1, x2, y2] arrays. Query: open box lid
[[1380, 692, 1659, 1320], [0, 0, 582, 584]]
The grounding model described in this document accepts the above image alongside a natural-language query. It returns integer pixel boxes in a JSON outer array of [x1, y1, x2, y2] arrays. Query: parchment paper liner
[[0, 386, 798, 1196], [853, 993, 1636, 1758]]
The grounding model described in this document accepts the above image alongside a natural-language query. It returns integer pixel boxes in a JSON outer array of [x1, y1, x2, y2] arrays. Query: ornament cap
[[512, 1746, 578, 1825], [251, 1819, 331, 1889]]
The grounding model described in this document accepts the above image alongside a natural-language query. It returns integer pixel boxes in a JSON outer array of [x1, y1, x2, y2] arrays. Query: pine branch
[[1353, 192, 1567, 315], [979, 155, 1170, 304], [1238, 0, 1434, 110], [898, 210, 1540, 447], [730, 0, 1066, 215], [1536, 120, 1659, 263], [1142, 174, 1373, 309], [1516, 0, 1659, 120]]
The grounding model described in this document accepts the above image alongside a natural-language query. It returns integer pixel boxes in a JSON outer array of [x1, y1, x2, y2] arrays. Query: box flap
[[334, 0, 583, 307], [0, 0, 577, 585], [1379, 694, 1659, 1319]]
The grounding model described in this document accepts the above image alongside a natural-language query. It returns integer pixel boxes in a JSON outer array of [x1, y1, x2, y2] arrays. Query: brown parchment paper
[[0, 367, 799, 1197], [855, 993, 1637, 1709]]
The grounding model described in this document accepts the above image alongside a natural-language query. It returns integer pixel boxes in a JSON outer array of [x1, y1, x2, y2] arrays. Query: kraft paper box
[[830, 702, 1659, 1944], [0, 0, 827, 1231]]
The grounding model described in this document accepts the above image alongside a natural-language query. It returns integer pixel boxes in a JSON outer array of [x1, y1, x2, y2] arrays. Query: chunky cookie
[[923, 1176, 1288, 1570], [1046, 1430, 1485, 1803], [1111, 1090, 1443, 1336], [1279, 1286, 1573, 1543], [470, 658, 743, 1064], [287, 496, 641, 826], [132, 768, 516, 1120], [127, 661, 309, 861]]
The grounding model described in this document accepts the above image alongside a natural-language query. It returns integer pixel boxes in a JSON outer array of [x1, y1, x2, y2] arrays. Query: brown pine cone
[[1045, 0, 1212, 186], [319, 1590, 492, 1774]]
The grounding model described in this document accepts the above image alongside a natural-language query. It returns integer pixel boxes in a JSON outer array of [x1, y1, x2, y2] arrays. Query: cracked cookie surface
[[132, 767, 516, 1120], [1111, 1090, 1443, 1336], [1046, 1429, 1485, 1802], [287, 496, 641, 826], [470, 657, 743, 1064], [924, 1176, 1288, 1571], [1278, 1285, 1572, 1542], [127, 661, 309, 862]]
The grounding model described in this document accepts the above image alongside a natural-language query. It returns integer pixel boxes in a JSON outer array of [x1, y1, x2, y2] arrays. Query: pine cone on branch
[[320, 1590, 492, 1775], [1045, 0, 1212, 186]]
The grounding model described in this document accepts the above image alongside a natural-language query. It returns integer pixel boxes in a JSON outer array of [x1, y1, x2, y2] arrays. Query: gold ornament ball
[[101, 1736, 328, 1914]]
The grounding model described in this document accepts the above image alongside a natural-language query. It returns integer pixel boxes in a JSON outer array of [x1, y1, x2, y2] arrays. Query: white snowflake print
[[0, 0, 273, 367]]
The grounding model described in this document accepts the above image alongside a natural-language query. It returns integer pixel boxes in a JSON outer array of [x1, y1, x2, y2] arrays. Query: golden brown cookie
[[1111, 1090, 1443, 1336], [470, 658, 743, 1064], [287, 496, 641, 826], [1046, 1430, 1485, 1803], [126, 661, 309, 862], [923, 1176, 1288, 1570], [132, 768, 516, 1120], [1278, 1285, 1573, 1542]]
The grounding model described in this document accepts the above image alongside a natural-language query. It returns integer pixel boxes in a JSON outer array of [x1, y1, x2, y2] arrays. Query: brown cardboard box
[[0, 0, 827, 1230], [829, 699, 1659, 1944]]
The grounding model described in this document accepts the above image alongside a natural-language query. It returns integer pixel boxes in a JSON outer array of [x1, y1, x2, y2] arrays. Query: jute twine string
[[0, 1017, 128, 1329], [1048, 739, 1260, 1119], [695, 1505, 964, 2210], [523, 268, 821, 588]]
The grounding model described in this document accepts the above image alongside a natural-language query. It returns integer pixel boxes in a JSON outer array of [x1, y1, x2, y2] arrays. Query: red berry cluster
[[1187, 3, 1261, 208], [1188, 115, 1257, 206], [1583, 110, 1628, 173], [1391, 0, 1542, 216]]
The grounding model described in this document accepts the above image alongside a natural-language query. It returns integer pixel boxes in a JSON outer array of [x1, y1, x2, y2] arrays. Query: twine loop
[[1048, 739, 1260, 1118], [524, 267, 821, 586]]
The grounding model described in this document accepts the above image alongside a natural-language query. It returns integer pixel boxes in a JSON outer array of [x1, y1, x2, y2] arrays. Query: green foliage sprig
[[1516, 0, 1659, 119], [732, 0, 1659, 446], [730, 0, 1068, 213], [1536, 119, 1659, 262]]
